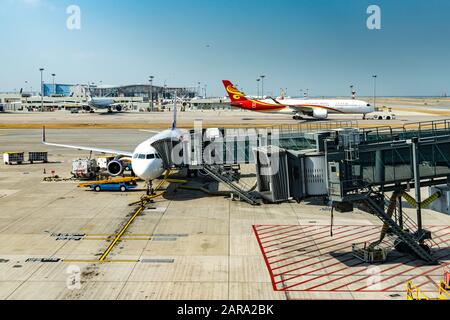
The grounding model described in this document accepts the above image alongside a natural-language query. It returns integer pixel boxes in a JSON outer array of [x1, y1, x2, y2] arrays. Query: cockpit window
[[367, 104, 371, 107], [134, 153, 160, 160]]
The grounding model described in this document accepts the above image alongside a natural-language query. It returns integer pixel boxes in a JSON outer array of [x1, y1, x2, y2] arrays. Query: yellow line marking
[[84, 238, 151, 241], [98, 206, 144, 262], [63, 259, 139, 263], [85, 234, 151, 237], [96, 170, 174, 262]]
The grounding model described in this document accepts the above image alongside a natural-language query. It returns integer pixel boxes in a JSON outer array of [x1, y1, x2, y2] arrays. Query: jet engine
[[312, 108, 328, 119], [107, 160, 125, 176]]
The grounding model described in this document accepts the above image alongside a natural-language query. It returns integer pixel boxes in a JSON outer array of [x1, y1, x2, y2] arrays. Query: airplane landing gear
[[146, 181, 154, 196], [293, 113, 303, 120], [362, 114, 367, 120]]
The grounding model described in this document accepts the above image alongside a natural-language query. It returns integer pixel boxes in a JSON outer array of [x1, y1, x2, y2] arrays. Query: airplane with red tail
[[222, 80, 374, 120]]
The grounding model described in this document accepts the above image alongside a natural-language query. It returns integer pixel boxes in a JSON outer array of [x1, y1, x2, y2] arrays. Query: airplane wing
[[140, 129, 161, 134], [42, 127, 133, 157], [268, 98, 323, 114]]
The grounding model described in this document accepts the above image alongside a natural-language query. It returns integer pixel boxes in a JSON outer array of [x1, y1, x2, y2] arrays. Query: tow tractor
[[78, 177, 139, 193]]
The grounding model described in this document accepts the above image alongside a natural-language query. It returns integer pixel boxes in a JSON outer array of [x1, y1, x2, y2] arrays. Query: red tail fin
[[222, 80, 248, 104]]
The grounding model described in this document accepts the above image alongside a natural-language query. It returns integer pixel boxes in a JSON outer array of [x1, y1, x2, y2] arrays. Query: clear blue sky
[[1, 0, 449, 96]]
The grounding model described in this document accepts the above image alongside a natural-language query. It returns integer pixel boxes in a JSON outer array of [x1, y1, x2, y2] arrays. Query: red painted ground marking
[[276, 255, 361, 287], [273, 233, 383, 278], [332, 226, 450, 292], [270, 228, 382, 272], [269, 226, 381, 264], [379, 257, 450, 292], [254, 224, 450, 293], [258, 225, 299, 238], [416, 276, 440, 290], [255, 225, 285, 232], [265, 225, 352, 254], [274, 225, 445, 272], [263, 225, 333, 247], [252, 225, 278, 291], [267, 225, 378, 261]]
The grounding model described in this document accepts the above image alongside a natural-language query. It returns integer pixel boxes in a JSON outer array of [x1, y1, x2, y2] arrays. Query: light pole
[[256, 79, 261, 98], [197, 82, 201, 97], [203, 84, 207, 99], [350, 85, 355, 99], [51, 74, 56, 96], [372, 75, 378, 110], [24, 81, 28, 103], [99, 80, 103, 96], [149, 76, 154, 112], [163, 80, 167, 100], [39, 68, 44, 111], [260, 75, 266, 98]]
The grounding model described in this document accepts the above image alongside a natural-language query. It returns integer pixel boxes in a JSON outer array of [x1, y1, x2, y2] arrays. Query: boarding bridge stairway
[[202, 164, 261, 206], [358, 189, 445, 253], [363, 190, 438, 264], [383, 193, 445, 251]]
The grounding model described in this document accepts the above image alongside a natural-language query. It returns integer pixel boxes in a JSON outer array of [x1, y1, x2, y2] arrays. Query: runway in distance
[[223, 80, 374, 120]]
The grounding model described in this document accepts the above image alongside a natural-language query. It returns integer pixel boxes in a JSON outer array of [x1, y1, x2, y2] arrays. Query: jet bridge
[[327, 119, 450, 264], [149, 120, 357, 205]]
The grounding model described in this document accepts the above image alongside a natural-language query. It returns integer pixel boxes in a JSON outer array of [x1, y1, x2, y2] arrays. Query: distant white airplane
[[223, 80, 374, 120], [43, 96, 188, 194]]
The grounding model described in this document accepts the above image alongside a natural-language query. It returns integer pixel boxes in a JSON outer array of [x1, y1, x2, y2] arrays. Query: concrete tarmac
[[0, 110, 449, 300]]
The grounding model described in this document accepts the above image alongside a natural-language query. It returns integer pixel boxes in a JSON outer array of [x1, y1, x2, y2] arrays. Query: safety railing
[[361, 119, 450, 144], [406, 281, 432, 300], [406, 281, 449, 300]]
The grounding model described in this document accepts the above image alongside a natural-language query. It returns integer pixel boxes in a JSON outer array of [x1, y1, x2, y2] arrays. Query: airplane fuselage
[[223, 80, 373, 120], [232, 98, 373, 115], [88, 97, 115, 109], [131, 128, 189, 181]]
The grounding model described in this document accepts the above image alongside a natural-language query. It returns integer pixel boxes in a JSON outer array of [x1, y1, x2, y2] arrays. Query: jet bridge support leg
[[146, 181, 153, 196], [397, 192, 404, 230], [363, 192, 437, 264], [411, 137, 423, 232]]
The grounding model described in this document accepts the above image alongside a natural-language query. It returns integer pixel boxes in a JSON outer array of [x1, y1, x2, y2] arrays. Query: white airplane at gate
[[43, 97, 188, 194]]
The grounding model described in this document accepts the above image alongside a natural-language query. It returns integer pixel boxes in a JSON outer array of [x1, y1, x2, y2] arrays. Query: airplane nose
[[132, 159, 151, 180], [132, 159, 162, 181]]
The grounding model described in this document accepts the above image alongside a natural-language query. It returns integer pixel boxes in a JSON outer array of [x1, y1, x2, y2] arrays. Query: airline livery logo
[[226, 84, 245, 100]]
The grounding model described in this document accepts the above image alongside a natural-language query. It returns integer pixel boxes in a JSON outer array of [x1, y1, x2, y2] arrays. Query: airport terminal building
[[89, 84, 196, 101], [0, 83, 198, 112], [43, 83, 197, 101]]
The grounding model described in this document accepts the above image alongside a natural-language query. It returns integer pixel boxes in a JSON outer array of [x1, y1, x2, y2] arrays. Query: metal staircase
[[363, 192, 438, 264], [384, 193, 444, 251], [202, 164, 261, 206]]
